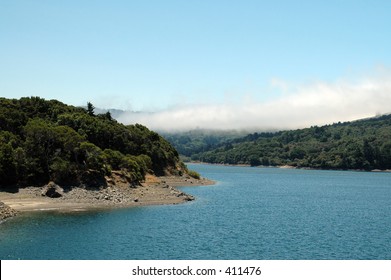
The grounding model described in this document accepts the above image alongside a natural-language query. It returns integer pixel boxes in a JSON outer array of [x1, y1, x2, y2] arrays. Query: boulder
[[0, 202, 18, 221], [41, 182, 64, 198], [184, 195, 195, 201]]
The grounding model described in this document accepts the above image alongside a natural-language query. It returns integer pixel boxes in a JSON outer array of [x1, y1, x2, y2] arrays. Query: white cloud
[[117, 71, 391, 131]]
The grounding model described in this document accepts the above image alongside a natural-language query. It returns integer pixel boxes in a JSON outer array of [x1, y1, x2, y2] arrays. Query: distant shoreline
[[187, 161, 391, 172], [0, 175, 215, 222]]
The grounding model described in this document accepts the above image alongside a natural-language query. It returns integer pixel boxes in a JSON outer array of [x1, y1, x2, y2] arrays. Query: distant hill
[[93, 108, 126, 120], [166, 115, 391, 171], [0, 97, 186, 188], [161, 129, 248, 160]]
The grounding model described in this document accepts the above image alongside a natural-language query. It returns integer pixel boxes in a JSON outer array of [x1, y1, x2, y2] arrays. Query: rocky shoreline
[[0, 174, 215, 222]]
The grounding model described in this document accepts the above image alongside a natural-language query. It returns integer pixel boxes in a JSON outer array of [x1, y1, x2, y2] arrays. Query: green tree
[[0, 142, 17, 186], [79, 142, 104, 171], [87, 102, 95, 116], [23, 119, 57, 182]]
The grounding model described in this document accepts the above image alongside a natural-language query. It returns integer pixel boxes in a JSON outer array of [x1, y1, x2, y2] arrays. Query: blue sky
[[1, 0, 391, 130]]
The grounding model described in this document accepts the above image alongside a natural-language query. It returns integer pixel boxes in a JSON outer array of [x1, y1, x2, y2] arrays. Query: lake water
[[1, 164, 391, 260]]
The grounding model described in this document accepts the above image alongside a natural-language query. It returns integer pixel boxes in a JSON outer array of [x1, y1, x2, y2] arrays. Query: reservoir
[[1, 164, 391, 259]]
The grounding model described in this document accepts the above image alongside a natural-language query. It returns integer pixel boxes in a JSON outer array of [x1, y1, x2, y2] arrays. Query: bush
[[188, 170, 201, 179], [103, 149, 125, 170], [50, 157, 78, 184]]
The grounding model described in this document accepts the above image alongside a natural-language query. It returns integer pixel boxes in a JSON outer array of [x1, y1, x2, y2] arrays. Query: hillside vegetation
[[168, 116, 391, 171], [0, 97, 186, 188], [161, 129, 247, 160]]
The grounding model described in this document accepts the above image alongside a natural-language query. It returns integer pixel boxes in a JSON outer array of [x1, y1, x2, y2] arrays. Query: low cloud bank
[[117, 72, 391, 131]]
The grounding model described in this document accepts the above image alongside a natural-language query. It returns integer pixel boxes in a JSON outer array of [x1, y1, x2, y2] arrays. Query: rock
[[0, 202, 18, 221], [134, 198, 139, 202], [106, 178, 115, 185], [184, 195, 195, 201], [41, 182, 64, 198]]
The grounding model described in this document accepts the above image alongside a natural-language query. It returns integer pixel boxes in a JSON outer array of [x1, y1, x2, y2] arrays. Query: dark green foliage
[[161, 129, 247, 158], [87, 102, 95, 116], [0, 135, 17, 185], [176, 115, 391, 171], [0, 97, 182, 188]]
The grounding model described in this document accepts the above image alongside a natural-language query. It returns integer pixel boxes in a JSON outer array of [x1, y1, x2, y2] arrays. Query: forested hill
[[172, 115, 391, 171], [0, 97, 185, 187], [161, 129, 248, 160]]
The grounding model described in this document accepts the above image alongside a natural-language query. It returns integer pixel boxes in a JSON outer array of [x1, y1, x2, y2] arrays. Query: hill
[[161, 129, 248, 160], [167, 115, 391, 171], [0, 97, 189, 188]]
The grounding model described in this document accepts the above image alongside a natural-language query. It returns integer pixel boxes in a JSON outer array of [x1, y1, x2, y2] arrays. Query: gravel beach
[[0, 174, 214, 220]]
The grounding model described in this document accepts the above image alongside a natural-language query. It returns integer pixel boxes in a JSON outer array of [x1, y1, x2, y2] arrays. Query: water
[[1, 164, 391, 259]]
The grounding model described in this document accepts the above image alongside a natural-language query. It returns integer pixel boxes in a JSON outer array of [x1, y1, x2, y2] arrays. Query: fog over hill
[[115, 72, 391, 132]]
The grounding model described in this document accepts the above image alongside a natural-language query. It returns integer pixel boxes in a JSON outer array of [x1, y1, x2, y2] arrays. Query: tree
[[249, 155, 261, 166], [79, 142, 104, 171], [24, 119, 57, 182], [0, 142, 17, 186], [87, 102, 95, 116]]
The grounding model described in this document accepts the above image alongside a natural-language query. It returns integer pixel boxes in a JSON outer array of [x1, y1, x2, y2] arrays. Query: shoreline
[[187, 161, 391, 172], [0, 175, 215, 221]]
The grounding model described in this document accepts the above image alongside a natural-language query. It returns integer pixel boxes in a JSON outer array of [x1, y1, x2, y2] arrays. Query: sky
[[1, 0, 391, 131]]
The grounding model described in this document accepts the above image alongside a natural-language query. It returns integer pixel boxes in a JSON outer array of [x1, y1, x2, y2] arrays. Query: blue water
[[1, 164, 391, 260]]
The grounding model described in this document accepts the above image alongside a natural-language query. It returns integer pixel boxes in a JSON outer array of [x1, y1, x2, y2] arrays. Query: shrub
[[187, 170, 201, 179]]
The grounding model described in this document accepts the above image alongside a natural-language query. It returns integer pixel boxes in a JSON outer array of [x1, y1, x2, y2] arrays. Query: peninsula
[[0, 97, 213, 221]]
